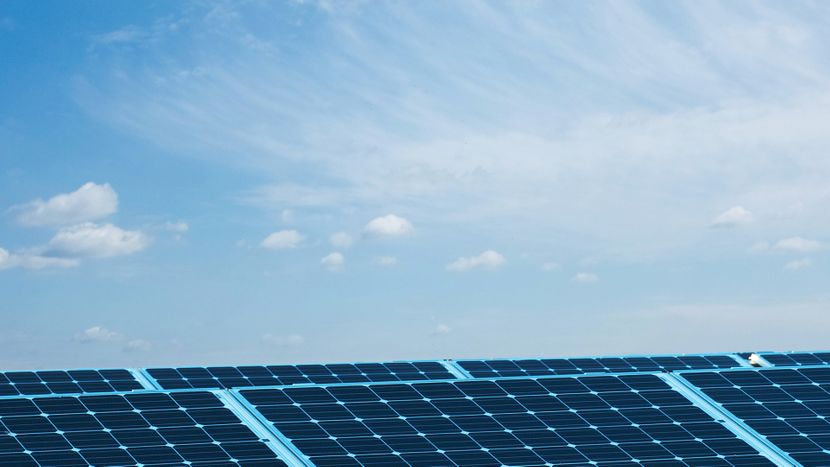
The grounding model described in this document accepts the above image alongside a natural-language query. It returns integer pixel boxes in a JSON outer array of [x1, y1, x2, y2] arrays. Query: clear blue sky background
[[1, 1, 829, 369]]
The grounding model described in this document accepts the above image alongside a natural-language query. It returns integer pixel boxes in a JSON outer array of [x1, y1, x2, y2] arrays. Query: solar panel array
[[682, 366, 830, 466], [758, 351, 830, 367], [457, 354, 742, 378], [238, 374, 775, 466], [3, 351, 830, 466], [0, 369, 145, 397], [146, 361, 457, 390], [0, 390, 287, 466]]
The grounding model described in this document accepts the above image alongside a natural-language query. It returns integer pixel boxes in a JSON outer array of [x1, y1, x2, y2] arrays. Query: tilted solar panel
[[146, 361, 457, 390], [0, 390, 287, 466], [681, 366, 830, 465], [758, 351, 830, 367], [456, 354, 742, 378], [0, 369, 146, 396], [237, 374, 775, 466]]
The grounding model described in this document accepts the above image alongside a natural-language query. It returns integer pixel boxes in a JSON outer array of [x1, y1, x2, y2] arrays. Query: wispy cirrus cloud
[[75, 2, 830, 261]]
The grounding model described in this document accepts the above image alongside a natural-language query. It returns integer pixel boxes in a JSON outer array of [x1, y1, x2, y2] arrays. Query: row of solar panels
[[3, 351, 829, 397], [1, 351, 829, 467]]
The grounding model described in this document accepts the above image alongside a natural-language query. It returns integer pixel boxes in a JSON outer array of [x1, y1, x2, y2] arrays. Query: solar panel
[[0, 369, 146, 396], [456, 354, 742, 378], [758, 351, 830, 367], [146, 361, 458, 390], [0, 390, 288, 466], [681, 366, 830, 465], [237, 374, 775, 466]]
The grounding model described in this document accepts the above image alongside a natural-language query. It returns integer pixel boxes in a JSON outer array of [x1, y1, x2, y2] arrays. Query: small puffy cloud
[[573, 272, 599, 283], [74, 326, 121, 343], [46, 223, 149, 258], [262, 333, 305, 346], [376, 256, 398, 266], [775, 236, 825, 253], [321, 252, 345, 271], [14, 182, 118, 227], [784, 258, 812, 271], [447, 250, 506, 272], [541, 261, 559, 272], [364, 214, 413, 236], [0, 248, 10, 270], [261, 229, 304, 249], [431, 323, 451, 336], [330, 231, 354, 248], [164, 221, 189, 233], [711, 206, 754, 228], [124, 339, 152, 352]]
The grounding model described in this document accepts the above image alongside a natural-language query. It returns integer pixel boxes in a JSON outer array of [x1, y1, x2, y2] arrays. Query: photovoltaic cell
[[147, 361, 457, 390], [759, 351, 830, 367], [682, 366, 830, 465], [456, 354, 741, 378], [0, 369, 145, 396], [0, 390, 287, 466], [239, 374, 774, 466]]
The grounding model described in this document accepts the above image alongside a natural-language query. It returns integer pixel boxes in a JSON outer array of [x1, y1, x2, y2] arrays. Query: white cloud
[[541, 261, 559, 272], [784, 258, 812, 271], [0, 248, 10, 270], [78, 2, 830, 265], [262, 333, 305, 346], [164, 221, 189, 233], [447, 250, 506, 272], [46, 223, 149, 258], [376, 256, 398, 266], [330, 231, 354, 248], [573, 272, 599, 283], [14, 182, 118, 227], [74, 326, 121, 343], [711, 206, 754, 228], [261, 229, 304, 249], [364, 214, 413, 237], [124, 339, 152, 352], [0, 247, 81, 270], [775, 236, 825, 252], [321, 252, 345, 271], [431, 323, 451, 335]]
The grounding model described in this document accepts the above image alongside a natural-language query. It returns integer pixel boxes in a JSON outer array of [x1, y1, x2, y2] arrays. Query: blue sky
[[1, 1, 829, 369]]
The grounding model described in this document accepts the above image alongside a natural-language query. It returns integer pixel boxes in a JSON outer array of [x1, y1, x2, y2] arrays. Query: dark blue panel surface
[[759, 351, 830, 367], [147, 361, 456, 390], [0, 369, 144, 396], [0, 391, 287, 466], [239, 374, 773, 466], [683, 366, 830, 465], [457, 354, 741, 378]]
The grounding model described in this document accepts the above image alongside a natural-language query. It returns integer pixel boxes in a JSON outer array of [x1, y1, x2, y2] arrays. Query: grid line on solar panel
[[456, 354, 745, 379], [0, 389, 288, 466], [0, 369, 147, 396], [236, 373, 776, 466], [681, 365, 830, 466], [146, 361, 458, 390], [759, 351, 830, 368]]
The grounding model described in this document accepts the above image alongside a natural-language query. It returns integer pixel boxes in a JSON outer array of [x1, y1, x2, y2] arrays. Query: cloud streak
[[75, 2, 830, 261]]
